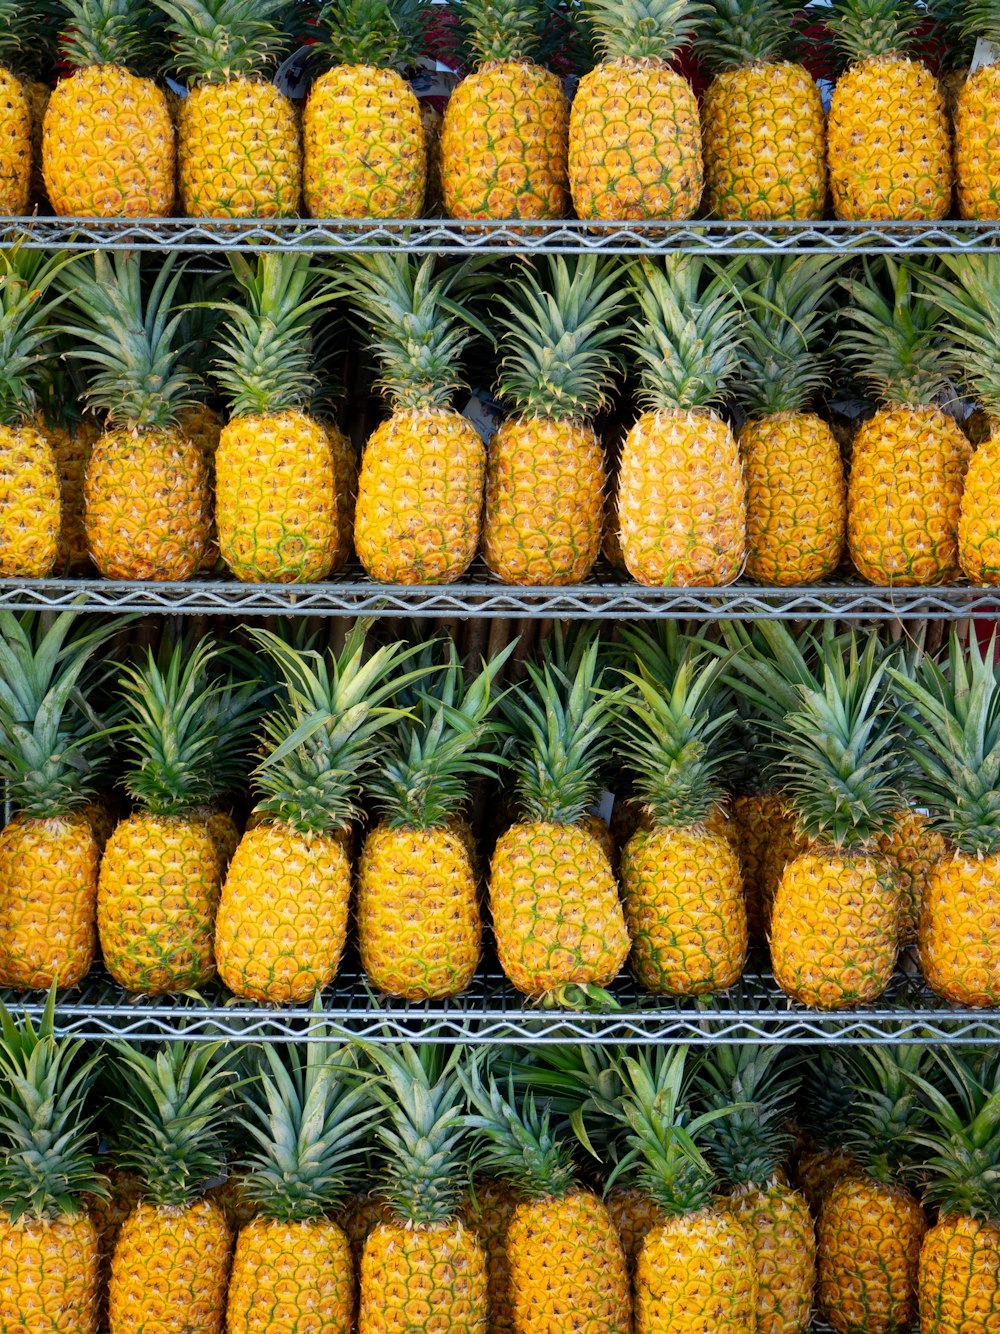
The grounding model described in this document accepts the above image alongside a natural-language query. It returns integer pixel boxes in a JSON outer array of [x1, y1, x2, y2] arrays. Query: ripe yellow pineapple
[[482, 256, 626, 586], [0, 5, 33, 216], [826, 0, 952, 220], [43, 0, 175, 217], [442, 0, 567, 220], [46, 411, 99, 573], [460, 1178, 523, 1334], [338, 255, 486, 584], [732, 790, 788, 940], [175, 400, 224, 572], [304, 0, 425, 219], [618, 258, 746, 587], [876, 807, 945, 944], [697, 0, 826, 219], [606, 1187, 668, 1278], [570, 0, 703, 221], [953, 3, 1000, 217]]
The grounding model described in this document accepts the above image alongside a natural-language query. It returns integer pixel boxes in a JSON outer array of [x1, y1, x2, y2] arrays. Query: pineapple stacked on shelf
[[953, 0, 1000, 219], [0, 0, 41, 215]]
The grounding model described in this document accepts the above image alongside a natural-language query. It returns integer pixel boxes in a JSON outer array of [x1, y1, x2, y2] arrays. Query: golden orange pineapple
[[876, 807, 946, 945], [732, 790, 788, 941], [85, 1166, 143, 1334], [43, 0, 175, 217], [174, 400, 224, 573], [0, 5, 34, 216], [482, 256, 626, 586], [304, 0, 426, 219], [339, 254, 486, 584], [617, 257, 746, 587], [460, 1178, 523, 1334], [606, 1187, 668, 1280], [570, 0, 703, 221], [46, 411, 100, 573], [953, 3, 1000, 218], [826, 0, 952, 220], [442, 0, 567, 220]]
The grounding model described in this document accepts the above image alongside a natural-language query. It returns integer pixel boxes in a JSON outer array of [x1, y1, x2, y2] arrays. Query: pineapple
[[460, 1178, 523, 1334], [0, 612, 115, 990], [617, 258, 746, 587], [227, 1033, 371, 1334], [617, 625, 747, 996], [482, 256, 627, 586], [215, 623, 418, 1004], [875, 807, 946, 946], [304, 0, 426, 219], [213, 253, 341, 584], [843, 259, 970, 587], [489, 633, 630, 999], [156, 0, 300, 218], [441, 0, 568, 220], [696, 0, 827, 220], [699, 1046, 816, 1334], [338, 255, 486, 584], [59, 251, 212, 581], [910, 1049, 1000, 1334], [734, 256, 847, 587], [732, 789, 789, 940], [0, 1, 34, 215], [107, 1043, 234, 1334], [48, 410, 100, 574], [0, 991, 105, 1334], [43, 0, 175, 217], [569, 0, 702, 221], [826, 0, 952, 220], [727, 622, 903, 1010], [889, 629, 1000, 1006], [954, 1, 1000, 218], [358, 641, 512, 1001], [461, 1054, 631, 1333], [817, 1048, 928, 1334], [360, 1045, 488, 1333], [794, 1050, 860, 1217]]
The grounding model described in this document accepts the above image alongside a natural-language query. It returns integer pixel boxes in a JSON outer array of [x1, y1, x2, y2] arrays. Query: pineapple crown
[[583, 0, 704, 63], [733, 255, 840, 417], [695, 0, 800, 72], [365, 1044, 471, 1225], [907, 1050, 1000, 1224], [957, 0, 1000, 45], [59, 0, 158, 71], [888, 631, 1000, 858], [695, 1046, 797, 1190], [249, 622, 425, 835], [629, 257, 744, 412], [109, 1042, 236, 1209], [0, 612, 119, 819], [0, 1, 30, 74], [239, 1028, 372, 1222], [335, 255, 490, 412], [842, 1047, 930, 1187], [923, 255, 1000, 416], [841, 258, 958, 409], [796, 1048, 857, 1151], [495, 256, 628, 423], [313, 0, 426, 70], [454, 0, 545, 65], [368, 640, 513, 830], [154, 0, 294, 82], [0, 990, 106, 1222], [826, 0, 922, 62], [0, 248, 76, 428], [505, 632, 618, 825], [615, 625, 738, 829], [60, 252, 196, 432], [213, 253, 330, 418]]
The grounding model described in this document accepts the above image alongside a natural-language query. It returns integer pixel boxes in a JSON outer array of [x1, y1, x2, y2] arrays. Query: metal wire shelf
[[7, 215, 1000, 255], [6, 957, 997, 1046]]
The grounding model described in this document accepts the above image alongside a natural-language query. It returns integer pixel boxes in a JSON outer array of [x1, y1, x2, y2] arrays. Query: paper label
[[462, 389, 504, 443], [590, 789, 615, 826], [971, 38, 1000, 73], [411, 57, 459, 100]]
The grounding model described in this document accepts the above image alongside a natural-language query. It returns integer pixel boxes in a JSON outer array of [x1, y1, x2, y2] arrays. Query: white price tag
[[274, 48, 312, 100], [590, 789, 615, 826], [462, 390, 504, 444], [971, 38, 1000, 73]]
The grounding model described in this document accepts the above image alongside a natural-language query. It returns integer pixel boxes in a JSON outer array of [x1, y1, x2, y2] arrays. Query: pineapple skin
[[919, 851, 1000, 1007], [489, 820, 630, 997], [215, 409, 339, 584], [506, 1191, 631, 1334], [770, 850, 900, 1010], [359, 1218, 488, 1334], [354, 406, 484, 585], [109, 1198, 231, 1334], [0, 421, 60, 577], [635, 1209, 757, 1334], [442, 62, 569, 221], [0, 812, 98, 990], [178, 77, 301, 219], [618, 408, 746, 588], [460, 1178, 522, 1334], [0, 1211, 100, 1334], [97, 813, 221, 995], [818, 1176, 925, 1334], [43, 65, 175, 218], [724, 1180, 816, 1334], [741, 411, 846, 586], [732, 792, 787, 942], [226, 1217, 354, 1334], [827, 56, 951, 221], [955, 64, 1000, 220], [621, 825, 746, 997], [358, 823, 481, 1001], [304, 65, 424, 219], [795, 1146, 859, 1219], [606, 1187, 668, 1277], [959, 428, 1000, 584], [482, 417, 605, 586], [569, 59, 702, 222], [875, 808, 946, 946], [847, 406, 971, 587], [918, 1214, 1000, 1333], [85, 426, 211, 581], [702, 61, 826, 221], [0, 69, 31, 214], [215, 822, 351, 1004], [48, 415, 100, 572]]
